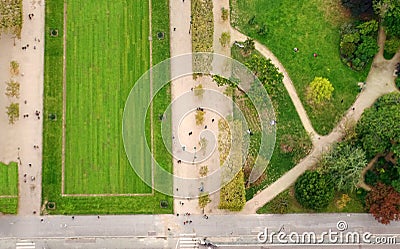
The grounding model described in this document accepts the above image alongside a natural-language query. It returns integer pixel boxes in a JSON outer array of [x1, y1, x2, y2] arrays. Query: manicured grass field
[[42, 0, 172, 213], [64, 0, 150, 194], [231, 0, 369, 135], [0, 162, 18, 214], [232, 47, 312, 200]]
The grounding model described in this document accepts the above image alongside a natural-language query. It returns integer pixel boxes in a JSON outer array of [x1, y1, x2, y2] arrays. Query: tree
[[219, 32, 230, 47], [195, 109, 205, 126], [365, 182, 400, 224], [221, 7, 229, 21], [294, 170, 334, 210], [373, 0, 400, 36], [321, 143, 367, 192], [194, 84, 204, 97], [6, 102, 19, 124], [5, 79, 20, 98], [9, 61, 19, 76], [356, 92, 400, 158], [199, 137, 208, 156], [0, 0, 23, 38], [199, 192, 211, 210], [306, 77, 334, 105]]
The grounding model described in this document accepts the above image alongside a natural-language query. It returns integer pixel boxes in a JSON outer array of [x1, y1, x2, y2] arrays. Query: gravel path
[[0, 0, 45, 215]]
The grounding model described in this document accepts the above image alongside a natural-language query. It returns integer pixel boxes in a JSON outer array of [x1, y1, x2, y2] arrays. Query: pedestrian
[[97, 216, 100, 219], [24, 100, 27, 104], [204, 125, 207, 129], [211, 118, 214, 123], [341, 99, 343, 103], [191, 87, 193, 91], [294, 47, 299, 52], [313, 53, 318, 57], [173, 27, 176, 31], [40, 218, 44, 223], [34, 46, 36, 50], [29, 163, 32, 167], [72, 216, 74, 220], [352, 107, 355, 111], [176, 188, 178, 191], [168, 228, 171, 231], [189, 131, 192, 136]]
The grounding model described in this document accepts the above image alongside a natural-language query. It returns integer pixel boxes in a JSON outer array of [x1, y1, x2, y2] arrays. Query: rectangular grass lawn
[[64, 0, 151, 194], [0, 162, 18, 214], [42, 0, 172, 214]]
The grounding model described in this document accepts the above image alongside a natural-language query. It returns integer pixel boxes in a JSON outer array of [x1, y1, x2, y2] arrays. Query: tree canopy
[[321, 143, 367, 192], [306, 77, 334, 105], [373, 0, 400, 36], [365, 182, 400, 224], [294, 170, 334, 211], [356, 92, 400, 159]]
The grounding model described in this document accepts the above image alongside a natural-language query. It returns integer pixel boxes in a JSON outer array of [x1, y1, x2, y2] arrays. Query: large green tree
[[321, 143, 367, 192], [294, 170, 334, 211], [374, 0, 400, 36], [356, 92, 400, 158]]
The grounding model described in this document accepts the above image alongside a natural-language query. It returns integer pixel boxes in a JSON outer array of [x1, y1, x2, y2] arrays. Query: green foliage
[[219, 170, 246, 211], [244, 54, 283, 94], [396, 77, 400, 91], [340, 21, 378, 70], [221, 7, 229, 21], [357, 19, 378, 35], [243, 38, 255, 55], [212, 75, 239, 88], [306, 77, 334, 105], [384, 36, 400, 59], [6, 102, 19, 124], [374, 0, 400, 36], [391, 179, 400, 193], [5, 79, 20, 98], [294, 170, 334, 211], [0, 0, 23, 38], [321, 143, 367, 192], [198, 192, 211, 209], [231, 47, 311, 200], [356, 92, 400, 158], [219, 31, 231, 47]]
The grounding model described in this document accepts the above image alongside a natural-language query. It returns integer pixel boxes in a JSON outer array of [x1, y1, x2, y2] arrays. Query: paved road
[[0, 214, 399, 248]]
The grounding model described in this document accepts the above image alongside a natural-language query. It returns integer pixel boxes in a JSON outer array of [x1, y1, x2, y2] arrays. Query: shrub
[[219, 32, 230, 47], [219, 170, 246, 211], [195, 110, 205, 125], [294, 170, 334, 211], [6, 102, 19, 124], [306, 77, 334, 105], [199, 192, 211, 209], [221, 7, 229, 21]]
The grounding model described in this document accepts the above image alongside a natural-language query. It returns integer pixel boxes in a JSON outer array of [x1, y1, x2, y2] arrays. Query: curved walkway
[[230, 29, 320, 145], [237, 26, 400, 214]]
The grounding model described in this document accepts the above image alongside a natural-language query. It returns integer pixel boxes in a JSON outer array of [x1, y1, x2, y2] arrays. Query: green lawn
[[0, 162, 18, 214], [64, 0, 150, 194], [231, 0, 369, 135], [231, 47, 312, 200], [42, 0, 172, 214]]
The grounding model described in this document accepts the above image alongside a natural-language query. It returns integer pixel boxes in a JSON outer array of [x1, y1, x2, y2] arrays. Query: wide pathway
[[0, 0, 44, 215]]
